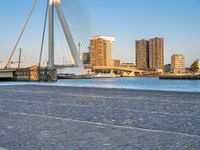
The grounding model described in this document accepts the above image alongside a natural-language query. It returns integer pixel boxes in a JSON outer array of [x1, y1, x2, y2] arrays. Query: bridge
[[0, 70, 14, 81], [0, 0, 90, 81], [87, 66, 144, 75]]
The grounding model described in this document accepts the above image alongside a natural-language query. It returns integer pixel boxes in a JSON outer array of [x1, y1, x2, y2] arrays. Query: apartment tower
[[149, 37, 164, 71], [90, 36, 115, 66], [171, 54, 185, 74], [135, 39, 149, 70], [135, 37, 164, 71]]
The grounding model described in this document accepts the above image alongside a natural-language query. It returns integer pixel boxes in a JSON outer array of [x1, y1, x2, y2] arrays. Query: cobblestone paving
[[0, 85, 200, 150]]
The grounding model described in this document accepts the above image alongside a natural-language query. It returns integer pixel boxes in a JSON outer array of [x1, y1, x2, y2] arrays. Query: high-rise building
[[171, 54, 185, 74], [149, 37, 164, 71], [81, 52, 90, 64], [135, 37, 164, 71], [135, 39, 149, 70], [90, 36, 115, 66]]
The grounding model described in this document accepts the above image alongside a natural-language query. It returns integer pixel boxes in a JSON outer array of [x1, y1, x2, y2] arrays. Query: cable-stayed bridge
[[0, 0, 91, 81]]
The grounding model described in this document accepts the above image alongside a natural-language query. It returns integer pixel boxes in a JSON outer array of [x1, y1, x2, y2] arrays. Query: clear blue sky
[[0, 0, 200, 67]]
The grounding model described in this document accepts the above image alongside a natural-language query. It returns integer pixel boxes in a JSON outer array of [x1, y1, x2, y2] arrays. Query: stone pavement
[[0, 85, 200, 150]]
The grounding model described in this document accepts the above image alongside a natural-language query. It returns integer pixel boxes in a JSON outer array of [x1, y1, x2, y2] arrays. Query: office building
[[171, 54, 185, 74], [90, 36, 115, 66], [135, 39, 149, 70], [149, 37, 164, 71], [81, 52, 90, 64]]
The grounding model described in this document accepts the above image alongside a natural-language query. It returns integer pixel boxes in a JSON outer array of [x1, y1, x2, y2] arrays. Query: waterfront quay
[[0, 85, 200, 149], [160, 74, 200, 80]]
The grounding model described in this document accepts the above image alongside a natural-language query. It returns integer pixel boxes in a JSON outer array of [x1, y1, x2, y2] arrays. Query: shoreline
[[0, 84, 200, 94]]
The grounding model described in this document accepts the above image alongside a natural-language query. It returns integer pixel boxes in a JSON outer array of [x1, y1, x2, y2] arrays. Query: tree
[[190, 61, 199, 73]]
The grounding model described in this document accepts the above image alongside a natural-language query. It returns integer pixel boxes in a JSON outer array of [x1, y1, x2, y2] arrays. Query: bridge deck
[[0, 70, 14, 78], [0, 85, 200, 149], [92, 66, 143, 72]]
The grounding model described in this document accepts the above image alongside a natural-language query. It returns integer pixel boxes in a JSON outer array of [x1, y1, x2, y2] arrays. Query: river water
[[0, 77, 200, 93]]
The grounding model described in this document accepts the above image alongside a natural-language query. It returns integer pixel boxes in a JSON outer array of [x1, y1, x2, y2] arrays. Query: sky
[[0, 0, 200, 67]]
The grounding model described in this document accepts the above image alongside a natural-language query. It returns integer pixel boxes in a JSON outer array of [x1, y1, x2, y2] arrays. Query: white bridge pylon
[[49, 0, 84, 75]]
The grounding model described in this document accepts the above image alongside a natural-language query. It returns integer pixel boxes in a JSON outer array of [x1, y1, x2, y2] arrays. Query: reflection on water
[[0, 77, 200, 92]]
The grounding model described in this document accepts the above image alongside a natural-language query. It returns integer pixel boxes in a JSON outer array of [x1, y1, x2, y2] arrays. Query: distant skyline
[[0, 0, 200, 67]]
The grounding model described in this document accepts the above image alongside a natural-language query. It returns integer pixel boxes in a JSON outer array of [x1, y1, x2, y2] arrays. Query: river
[[0, 77, 200, 92]]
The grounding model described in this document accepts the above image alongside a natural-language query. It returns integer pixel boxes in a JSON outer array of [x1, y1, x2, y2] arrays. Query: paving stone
[[0, 85, 200, 150]]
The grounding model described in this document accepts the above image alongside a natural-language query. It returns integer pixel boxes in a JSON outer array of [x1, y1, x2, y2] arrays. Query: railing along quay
[[159, 74, 200, 80]]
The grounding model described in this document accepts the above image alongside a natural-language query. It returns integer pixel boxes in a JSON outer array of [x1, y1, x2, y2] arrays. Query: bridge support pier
[[48, 0, 55, 69], [47, 0, 84, 75]]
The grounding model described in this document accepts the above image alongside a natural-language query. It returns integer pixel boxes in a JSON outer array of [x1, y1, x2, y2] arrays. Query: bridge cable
[[4, 0, 38, 69], [70, 0, 91, 50], [55, 15, 72, 65], [62, 0, 91, 52], [61, 1, 88, 59], [62, 1, 88, 48], [38, 0, 49, 67], [72, 0, 91, 49], [73, 0, 91, 38]]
